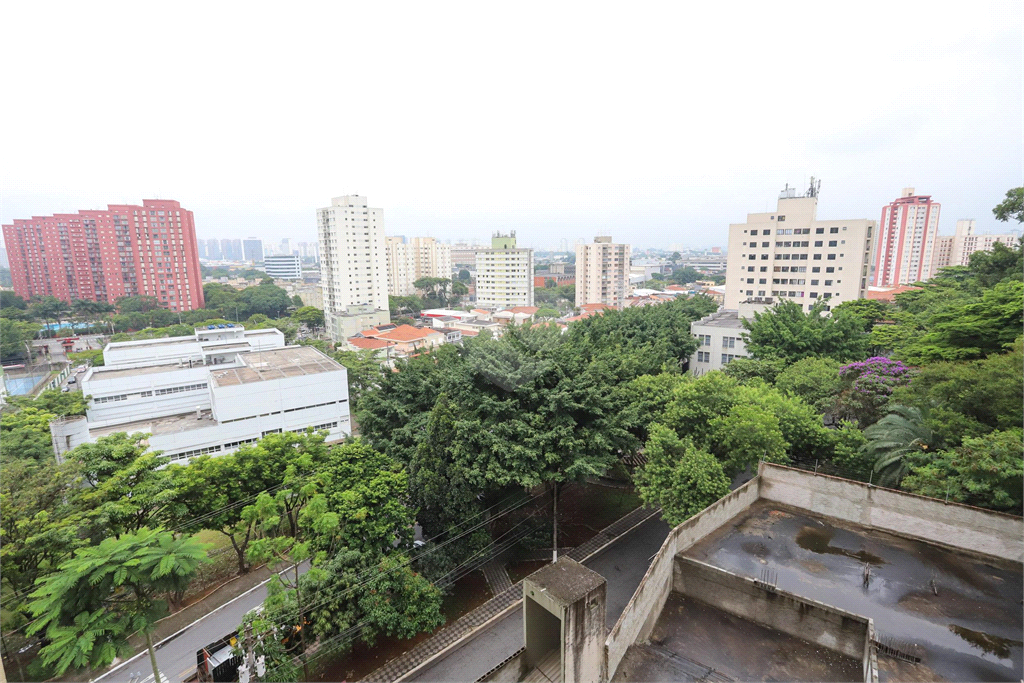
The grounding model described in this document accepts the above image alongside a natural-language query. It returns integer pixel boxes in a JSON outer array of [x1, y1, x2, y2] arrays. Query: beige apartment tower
[[725, 181, 876, 310], [475, 232, 534, 309], [385, 236, 453, 296], [575, 236, 631, 309], [317, 195, 390, 340], [930, 219, 1018, 276]]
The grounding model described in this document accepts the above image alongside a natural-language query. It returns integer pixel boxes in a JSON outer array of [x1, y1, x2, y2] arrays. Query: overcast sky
[[2, 2, 1021, 249]]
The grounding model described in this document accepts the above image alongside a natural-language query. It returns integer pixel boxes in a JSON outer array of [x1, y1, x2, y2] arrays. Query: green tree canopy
[[634, 424, 731, 526], [741, 300, 870, 363]]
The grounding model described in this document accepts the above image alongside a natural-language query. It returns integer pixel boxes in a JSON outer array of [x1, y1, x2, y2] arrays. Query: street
[[95, 561, 310, 683]]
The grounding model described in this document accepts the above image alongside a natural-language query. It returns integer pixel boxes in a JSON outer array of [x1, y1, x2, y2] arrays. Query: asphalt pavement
[[95, 561, 310, 683], [408, 515, 671, 682]]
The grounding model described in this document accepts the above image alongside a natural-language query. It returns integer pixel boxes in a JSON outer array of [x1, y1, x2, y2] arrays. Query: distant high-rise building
[[576, 236, 631, 309], [197, 240, 208, 259], [451, 242, 484, 267], [725, 181, 875, 310], [243, 238, 263, 263], [206, 238, 222, 260], [385, 236, 453, 296], [263, 254, 302, 280], [475, 232, 534, 309], [930, 219, 1019, 276], [317, 195, 390, 340], [219, 238, 243, 261], [1, 199, 205, 311], [873, 188, 940, 286], [0, 247, 8, 269]]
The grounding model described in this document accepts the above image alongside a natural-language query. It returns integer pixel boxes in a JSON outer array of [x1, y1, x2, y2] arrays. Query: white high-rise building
[[725, 181, 875, 311], [475, 232, 534, 309], [930, 219, 1019, 276], [318, 195, 390, 340], [576, 236, 631, 309], [386, 236, 453, 296]]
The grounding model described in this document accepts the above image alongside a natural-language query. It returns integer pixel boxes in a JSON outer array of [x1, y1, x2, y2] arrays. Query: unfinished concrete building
[[445, 463, 1022, 683]]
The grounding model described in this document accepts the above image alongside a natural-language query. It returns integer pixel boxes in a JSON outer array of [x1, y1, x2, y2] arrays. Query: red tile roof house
[[356, 324, 445, 357]]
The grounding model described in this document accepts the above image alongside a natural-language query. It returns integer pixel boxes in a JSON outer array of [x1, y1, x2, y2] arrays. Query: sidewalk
[[363, 504, 662, 683]]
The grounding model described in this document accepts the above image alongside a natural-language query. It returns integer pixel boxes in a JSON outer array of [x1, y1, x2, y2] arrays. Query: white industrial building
[[50, 325, 350, 464], [263, 254, 302, 280]]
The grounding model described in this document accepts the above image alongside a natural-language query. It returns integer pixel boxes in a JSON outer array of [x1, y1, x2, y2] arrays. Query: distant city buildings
[[1, 199, 205, 311], [451, 242, 486, 268], [219, 238, 244, 262], [575, 236, 631, 309], [930, 219, 1018, 276], [475, 232, 534, 309], [243, 238, 263, 263], [873, 188, 940, 286], [725, 181, 875, 311], [51, 326, 349, 464], [0, 246, 8, 269], [385, 236, 453, 296], [263, 254, 302, 280], [317, 195, 390, 341], [689, 309, 750, 375]]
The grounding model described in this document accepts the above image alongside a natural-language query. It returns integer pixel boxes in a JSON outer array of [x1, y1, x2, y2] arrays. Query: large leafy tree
[[774, 357, 843, 414], [334, 348, 383, 409], [741, 300, 870, 363], [901, 429, 1023, 514], [992, 186, 1023, 224], [1, 318, 41, 361], [635, 424, 731, 525], [27, 528, 210, 681], [710, 404, 790, 475], [895, 280, 1023, 363]]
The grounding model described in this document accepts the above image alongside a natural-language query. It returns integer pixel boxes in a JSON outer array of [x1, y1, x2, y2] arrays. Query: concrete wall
[[673, 556, 871, 661], [604, 477, 760, 680], [758, 463, 1024, 562]]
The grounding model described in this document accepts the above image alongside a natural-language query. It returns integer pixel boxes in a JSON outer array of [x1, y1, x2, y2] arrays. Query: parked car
[[67, 377, 77, 384]]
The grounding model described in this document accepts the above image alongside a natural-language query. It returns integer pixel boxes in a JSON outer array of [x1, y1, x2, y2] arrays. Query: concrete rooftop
[[209, 346, 341, 387], [91, 409, 215, 437], [612, 592, 862, 682], [684, 501, 1023, 682]]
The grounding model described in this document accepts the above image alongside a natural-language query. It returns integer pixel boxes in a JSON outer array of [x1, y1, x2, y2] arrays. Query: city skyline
[[2, 3, 1019, 252]]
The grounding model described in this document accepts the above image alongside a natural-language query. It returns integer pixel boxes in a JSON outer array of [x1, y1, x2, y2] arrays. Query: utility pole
[[552, 482, 559, 562]]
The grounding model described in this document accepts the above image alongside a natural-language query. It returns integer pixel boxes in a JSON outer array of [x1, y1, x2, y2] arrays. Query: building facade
[[575, 236, 631, 308], [873, 188, 940, 286], [930, 219, 1018, 276], [50, 326, 350, 464], [243, 238, 263, 263], [724, 183, 875, 310], [385, 236, 453, 296], [263, 254, 302, 280], [688, 310, 749, 376], [205, 239, 222, 260], [317, 195, 390, 340], [475, 232, 534, 309], [2, 199, 205, 311]]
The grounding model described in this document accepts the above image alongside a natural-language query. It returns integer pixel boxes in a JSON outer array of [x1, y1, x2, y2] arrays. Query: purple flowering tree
[[834, 357, 914, 426]]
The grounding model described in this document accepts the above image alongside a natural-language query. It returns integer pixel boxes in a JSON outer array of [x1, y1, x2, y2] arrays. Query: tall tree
[[27, 528, 210, 681], [634, 424, 730, 526], [863, 406, 936, 487], [992, 186, 1023, 224], [741, 300, 870, 363]]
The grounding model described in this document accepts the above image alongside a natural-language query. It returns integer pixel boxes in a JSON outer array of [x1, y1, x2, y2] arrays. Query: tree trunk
[[145, 631, 161, 683], [225, 531, 250, 574], [296, 562, 309, 681]]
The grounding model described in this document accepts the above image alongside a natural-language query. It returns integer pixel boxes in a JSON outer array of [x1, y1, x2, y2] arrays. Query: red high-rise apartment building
[[872, 188, 941, 286], [2, 199, 205, 311]]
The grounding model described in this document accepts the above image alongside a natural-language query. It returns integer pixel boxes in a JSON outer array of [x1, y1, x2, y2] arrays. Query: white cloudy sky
[[2, 1, 1021, 249]]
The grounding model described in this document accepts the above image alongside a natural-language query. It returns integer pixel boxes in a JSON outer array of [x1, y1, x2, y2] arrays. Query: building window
[[721, 354, 736, 365], [722, 336, 736, 348], [830, 227, 839, 234]]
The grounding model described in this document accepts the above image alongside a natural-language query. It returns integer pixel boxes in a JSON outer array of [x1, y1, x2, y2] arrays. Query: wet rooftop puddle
[[948, 624, 1024, 660], [795, 525, 886, 566]]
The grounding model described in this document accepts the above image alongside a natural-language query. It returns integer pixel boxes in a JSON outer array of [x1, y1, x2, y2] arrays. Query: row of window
[[747, 227, 842, 235], [155, 382, 208, 396], [221, 400, 344, 424], [164, 421, 345, 462]]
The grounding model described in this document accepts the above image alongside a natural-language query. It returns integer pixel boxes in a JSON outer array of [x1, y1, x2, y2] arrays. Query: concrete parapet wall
[[673, 556, 871, 665], [758, 463, 1024, 562], [604, 478, 760, 680]]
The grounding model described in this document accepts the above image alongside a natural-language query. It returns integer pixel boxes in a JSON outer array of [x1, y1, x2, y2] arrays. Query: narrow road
[[95, 561, 310, 683], [408, 516, 671, 682]]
